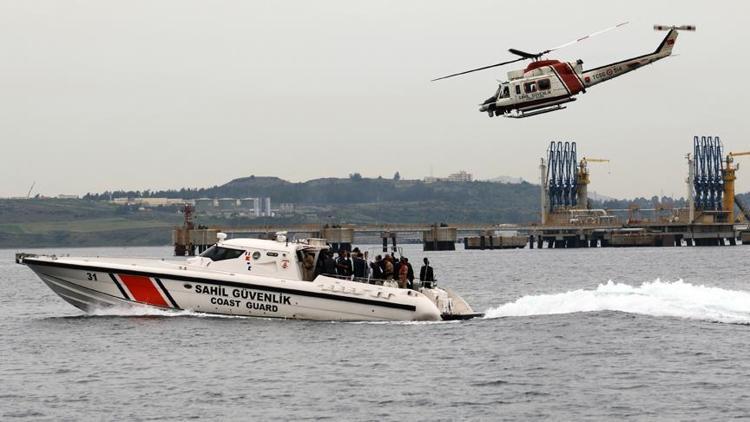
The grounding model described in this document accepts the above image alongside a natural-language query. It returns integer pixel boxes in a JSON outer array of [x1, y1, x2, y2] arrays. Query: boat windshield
[[200, 245, 245, 262]]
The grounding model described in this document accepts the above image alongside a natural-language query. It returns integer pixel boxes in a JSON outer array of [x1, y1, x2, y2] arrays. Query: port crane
[[581, 157, 610, 165], [432, 23, 695, 118], [26, 181, 36, 199], [729, 152, 750, 159], [726, 151, 750, 222], [577, 157, 609, 206], [578, 157, 610, 179]]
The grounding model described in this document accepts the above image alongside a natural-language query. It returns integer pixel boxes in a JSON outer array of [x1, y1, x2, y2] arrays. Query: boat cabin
[[187, 234, 328, 282]]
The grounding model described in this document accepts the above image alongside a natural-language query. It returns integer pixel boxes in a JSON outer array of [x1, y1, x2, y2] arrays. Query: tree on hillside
[[393, 171, 400, 181]]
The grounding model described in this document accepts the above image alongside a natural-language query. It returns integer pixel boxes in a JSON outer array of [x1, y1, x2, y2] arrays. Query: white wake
[[484, 280, 750, 324], [87, 306, 246, 319]]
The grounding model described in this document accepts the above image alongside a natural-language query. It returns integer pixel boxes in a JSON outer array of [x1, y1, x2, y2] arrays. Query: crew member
[[323, 251, 337, 276], [398, 257, 409, 289], [302, 252, 315, 281], [383, 255, 394, 280], [370, 255, 384, 281], [404, 257, 414, 288], [352, 249, 367, 278], [419, 258, 435, 286], [336, 250, 352, 277]]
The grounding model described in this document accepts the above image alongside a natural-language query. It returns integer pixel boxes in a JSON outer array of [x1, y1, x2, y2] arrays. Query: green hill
[[1, 177, 543, 247], [9, 176, 740, 248]]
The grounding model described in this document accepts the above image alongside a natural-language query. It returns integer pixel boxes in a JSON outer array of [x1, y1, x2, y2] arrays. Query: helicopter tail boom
[[580, 27, 684, 88]]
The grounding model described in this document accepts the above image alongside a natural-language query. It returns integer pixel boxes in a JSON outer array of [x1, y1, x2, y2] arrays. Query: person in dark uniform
[[419, 258, 435, 284], [336, 250, 352, 277], [352, 249, 367, 278], [314, 251, 326, 277], [323, 251, 337, 276], [370, 255, 384, 280], [404, 257, 414, 288]]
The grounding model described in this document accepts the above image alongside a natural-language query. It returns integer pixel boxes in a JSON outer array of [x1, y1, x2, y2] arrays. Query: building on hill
[[195, 198, 216, 211], [192, 196, 275, 217], [424, 170, 473, 183], [447, 171, 473, 182], [239, 198, 258, 216], [218, 198, 237, 210], [278, 203, 294, 214], [266, 197, 273, 216], [488, 176, 525, 184], [110, 197, 191, 207]]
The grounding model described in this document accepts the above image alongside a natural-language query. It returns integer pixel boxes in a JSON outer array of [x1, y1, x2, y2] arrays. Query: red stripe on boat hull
[[118, 274, 169, 307]]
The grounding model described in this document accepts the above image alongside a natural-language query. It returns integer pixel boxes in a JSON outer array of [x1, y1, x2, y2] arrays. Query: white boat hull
[[22, 256, 445, 321]]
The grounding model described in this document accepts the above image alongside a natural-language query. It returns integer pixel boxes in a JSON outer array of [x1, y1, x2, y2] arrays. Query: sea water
[[2, 245, 750, 420]]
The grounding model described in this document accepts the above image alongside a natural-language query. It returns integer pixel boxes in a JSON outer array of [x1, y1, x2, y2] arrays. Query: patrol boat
[[16, 234, 482, 321]]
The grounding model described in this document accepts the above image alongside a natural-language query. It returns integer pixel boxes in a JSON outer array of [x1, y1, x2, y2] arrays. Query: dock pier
[[172, 221, 746, 255]]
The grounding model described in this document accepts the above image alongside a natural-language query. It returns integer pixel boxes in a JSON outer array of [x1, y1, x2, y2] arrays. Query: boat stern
[[421, 286, 484, 320]]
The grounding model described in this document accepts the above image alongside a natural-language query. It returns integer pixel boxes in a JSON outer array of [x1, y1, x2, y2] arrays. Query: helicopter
[[432, 23, 695, 119]]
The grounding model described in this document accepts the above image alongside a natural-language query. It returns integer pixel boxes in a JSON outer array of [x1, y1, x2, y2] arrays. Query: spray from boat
[[485, 279, 750, 324]]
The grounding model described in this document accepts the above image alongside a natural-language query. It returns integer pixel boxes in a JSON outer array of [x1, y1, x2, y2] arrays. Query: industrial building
[[192, 196, 274, 217], [531, 136, 750, 247], [424, 170, 473, 183]]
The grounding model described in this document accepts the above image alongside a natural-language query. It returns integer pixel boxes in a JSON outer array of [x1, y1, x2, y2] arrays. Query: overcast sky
[[0, 0, 746, 199]]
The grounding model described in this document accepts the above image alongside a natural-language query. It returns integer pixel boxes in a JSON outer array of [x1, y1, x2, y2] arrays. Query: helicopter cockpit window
[[496, 84, 510, 98], [524, 82, 537, 94], [538, 79, 551, 90]]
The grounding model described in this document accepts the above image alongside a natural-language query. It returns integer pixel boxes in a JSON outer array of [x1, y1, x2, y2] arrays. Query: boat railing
[[318, 273, 436, 289], [320, 273, 387, 286]]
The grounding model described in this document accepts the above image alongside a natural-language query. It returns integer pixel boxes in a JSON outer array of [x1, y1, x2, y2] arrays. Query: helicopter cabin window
[[538, 78, 551, 90], [524, 82, 537, 94]]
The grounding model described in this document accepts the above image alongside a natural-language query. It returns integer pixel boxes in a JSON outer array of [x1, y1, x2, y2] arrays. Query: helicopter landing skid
[[506, 105, 566, 118], [506, 97, 576, 118]]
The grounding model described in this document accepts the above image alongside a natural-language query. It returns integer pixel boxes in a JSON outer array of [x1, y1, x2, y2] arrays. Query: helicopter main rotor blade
[[431, 57, 526, 81], [545, 21, 629, 54], [508, 48, 539, 59]]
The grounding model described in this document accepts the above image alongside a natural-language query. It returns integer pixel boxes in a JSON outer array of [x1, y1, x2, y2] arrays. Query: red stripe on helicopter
[[548, 66, 570, 95], [118, 274, 170, 307], [552, 63, 584, 94]]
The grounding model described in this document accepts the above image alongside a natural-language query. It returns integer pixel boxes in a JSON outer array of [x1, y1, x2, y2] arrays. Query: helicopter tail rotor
[[654, 24, 696, 31]]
